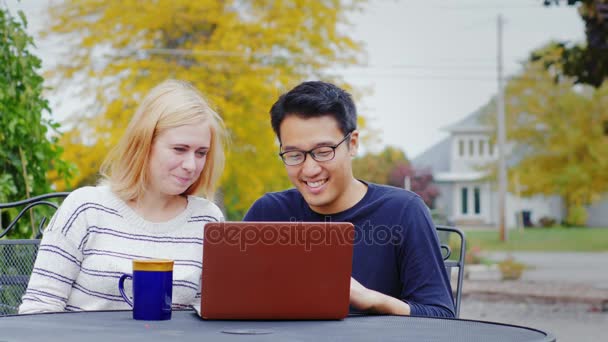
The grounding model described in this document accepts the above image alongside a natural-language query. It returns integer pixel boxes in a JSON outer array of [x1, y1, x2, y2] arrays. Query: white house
[[412, 109, 608, 228]]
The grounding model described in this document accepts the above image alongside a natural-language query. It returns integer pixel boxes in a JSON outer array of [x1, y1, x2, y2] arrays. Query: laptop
[[200, 221, 354, 320]]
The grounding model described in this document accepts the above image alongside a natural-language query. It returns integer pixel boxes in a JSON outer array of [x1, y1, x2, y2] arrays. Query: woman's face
[[147, 121, 212, 197]]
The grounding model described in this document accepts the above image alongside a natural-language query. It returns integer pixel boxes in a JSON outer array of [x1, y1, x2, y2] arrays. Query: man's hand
[[349, 277, 377, 311], [349, 277, 411, 315]]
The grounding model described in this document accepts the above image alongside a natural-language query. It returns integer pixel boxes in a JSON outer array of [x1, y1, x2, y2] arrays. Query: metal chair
[[435, 225, 466, 318], [0, 192, 69, 315]]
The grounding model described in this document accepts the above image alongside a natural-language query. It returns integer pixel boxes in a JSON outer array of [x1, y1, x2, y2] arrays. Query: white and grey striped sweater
[[19, 186, 223, 314]]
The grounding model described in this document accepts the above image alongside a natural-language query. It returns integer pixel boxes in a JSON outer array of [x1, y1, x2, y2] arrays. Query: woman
[[19, 80, 226, 313]]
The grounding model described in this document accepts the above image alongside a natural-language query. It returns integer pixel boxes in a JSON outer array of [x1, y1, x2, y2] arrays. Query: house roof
[[442, 107, 493, 134], [413, 106, 494, 173], [412, 136, 451, 173]]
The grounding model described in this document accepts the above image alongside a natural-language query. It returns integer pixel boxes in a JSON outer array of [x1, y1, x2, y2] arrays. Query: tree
[[44, 0, 366, 219], [484, 44, 608, 225], [542, 0, 608, 87], [0, 7, 73, 237], [352, 146, 409, 185], [387, 163, 439, 208]]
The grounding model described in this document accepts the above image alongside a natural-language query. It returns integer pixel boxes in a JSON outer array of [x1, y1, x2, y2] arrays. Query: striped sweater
[[19, 186, 223, 314]]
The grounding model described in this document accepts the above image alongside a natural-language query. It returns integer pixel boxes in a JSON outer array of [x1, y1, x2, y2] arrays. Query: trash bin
[[521, 210, 532, 227]]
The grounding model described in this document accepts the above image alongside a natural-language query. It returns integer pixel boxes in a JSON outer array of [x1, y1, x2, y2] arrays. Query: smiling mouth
[[305, 179, 327, 188]]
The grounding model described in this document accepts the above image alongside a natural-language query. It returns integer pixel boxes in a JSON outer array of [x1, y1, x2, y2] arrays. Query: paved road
[[481, 252, 608, 289], [461, 299, 607, 342], [464, 251, 608, 341]]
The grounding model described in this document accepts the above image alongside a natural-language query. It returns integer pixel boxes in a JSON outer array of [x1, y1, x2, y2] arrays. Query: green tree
[[352, 146, 409, 185], [542, 0, 608, 87], [44, 0, 366, 219], [484, 44, 608, 225], [0, 7, 73, 237]]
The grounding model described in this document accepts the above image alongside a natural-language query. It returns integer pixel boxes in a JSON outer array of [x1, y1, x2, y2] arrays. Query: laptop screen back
[[201, 221, 354, 320]]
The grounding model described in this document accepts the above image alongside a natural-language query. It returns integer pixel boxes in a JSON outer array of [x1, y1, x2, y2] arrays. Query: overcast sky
[[343, 0, 584, 157], [6, 0, 585, 158]]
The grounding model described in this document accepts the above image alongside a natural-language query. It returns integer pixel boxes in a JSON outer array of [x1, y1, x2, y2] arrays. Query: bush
[[497, 257, 526, 280], [566, 205, 588, 226], [538, 216, 557, 228], [465, 245, 484, 265]]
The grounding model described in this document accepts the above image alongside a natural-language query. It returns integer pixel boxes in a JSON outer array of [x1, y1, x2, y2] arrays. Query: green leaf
[[0, 7, 75, 238], [17, 10, 27, 28]]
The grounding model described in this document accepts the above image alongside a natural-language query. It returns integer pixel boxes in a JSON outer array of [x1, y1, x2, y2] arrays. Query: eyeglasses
[[279, 132, 352, 166]]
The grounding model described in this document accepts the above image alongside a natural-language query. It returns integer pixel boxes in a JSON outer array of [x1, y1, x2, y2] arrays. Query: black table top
[[0, 310, 555, 342]]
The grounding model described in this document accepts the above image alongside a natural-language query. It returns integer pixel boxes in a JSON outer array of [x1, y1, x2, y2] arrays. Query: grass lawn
[[462, 227, 608, 252]]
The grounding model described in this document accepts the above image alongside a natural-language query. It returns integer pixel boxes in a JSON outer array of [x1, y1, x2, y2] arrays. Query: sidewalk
[[458, 251, 608, 310], [481, 251, 608, 289], [462, 280, 608, 310]]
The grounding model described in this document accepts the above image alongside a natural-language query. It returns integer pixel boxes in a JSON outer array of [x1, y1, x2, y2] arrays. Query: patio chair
[[435, 225, 466, 318], [0, 192, 69, 315]]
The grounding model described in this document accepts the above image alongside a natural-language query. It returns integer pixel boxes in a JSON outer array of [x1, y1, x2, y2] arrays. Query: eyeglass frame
[[278, 132, 353, 166]]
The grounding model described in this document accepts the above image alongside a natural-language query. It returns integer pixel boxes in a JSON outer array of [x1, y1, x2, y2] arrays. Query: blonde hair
[[100, 79, 226, 201]]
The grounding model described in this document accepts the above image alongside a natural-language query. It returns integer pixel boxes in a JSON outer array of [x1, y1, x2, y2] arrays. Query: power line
[[344, 63, 522, 70], [412, 0, 568, 10], [341, 74, 499, 81], [419, 5, 543, 10], [104, 48, 526, 70], [403, 1, 547, 11], [404, 0, 577, 10]]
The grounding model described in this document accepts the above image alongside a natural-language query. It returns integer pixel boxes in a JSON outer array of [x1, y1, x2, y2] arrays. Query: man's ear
[[349, 130, 359, 157]]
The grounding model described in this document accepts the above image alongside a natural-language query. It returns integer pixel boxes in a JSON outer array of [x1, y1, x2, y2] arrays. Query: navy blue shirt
[[243, 182, 455, 317]]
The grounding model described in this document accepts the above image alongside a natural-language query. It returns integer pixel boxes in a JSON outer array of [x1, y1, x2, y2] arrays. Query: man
[[244, 81, 455, 317]]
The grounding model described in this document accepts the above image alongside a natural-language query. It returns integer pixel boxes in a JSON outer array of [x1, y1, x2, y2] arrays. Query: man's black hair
[[270, 81, 357, 141]]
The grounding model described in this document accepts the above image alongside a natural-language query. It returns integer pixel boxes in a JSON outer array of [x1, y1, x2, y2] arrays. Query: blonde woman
[[19, 80, 226, 313]]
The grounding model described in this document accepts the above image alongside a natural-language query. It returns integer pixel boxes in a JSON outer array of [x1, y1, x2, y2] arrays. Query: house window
[[479, 140, 484, 156], [488, 141, 494, 156], [461, 187, 468, 214], [474, 187, 481, 214], [469, 140, 474, 156], [459, 140, 464, 156]]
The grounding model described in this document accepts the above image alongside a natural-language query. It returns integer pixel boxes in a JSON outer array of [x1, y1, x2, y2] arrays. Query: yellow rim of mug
[[132, 259, 174, 272]]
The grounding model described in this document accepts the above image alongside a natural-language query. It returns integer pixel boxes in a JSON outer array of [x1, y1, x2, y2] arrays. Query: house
[[586, 194, 608, 227], [413, 109, 567, 228]]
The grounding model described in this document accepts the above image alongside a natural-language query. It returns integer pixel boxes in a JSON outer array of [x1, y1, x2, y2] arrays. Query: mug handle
[[118, 274, 134, 307]]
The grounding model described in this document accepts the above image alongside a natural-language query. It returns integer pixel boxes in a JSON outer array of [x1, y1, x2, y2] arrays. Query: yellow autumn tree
[[352, 146, 409, 185], [483, 44, 608, 225], [44, 0, 366, 219]]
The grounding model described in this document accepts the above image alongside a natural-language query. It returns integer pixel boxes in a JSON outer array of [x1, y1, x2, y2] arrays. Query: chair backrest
[[435, 225, 466, 318], [0, 192, 69, 315]]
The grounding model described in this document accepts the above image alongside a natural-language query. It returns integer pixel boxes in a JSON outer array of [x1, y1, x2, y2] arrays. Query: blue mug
[[118, 259, 174, 320]]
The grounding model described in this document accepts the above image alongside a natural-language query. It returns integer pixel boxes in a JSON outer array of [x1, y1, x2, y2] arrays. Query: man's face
[[279, 115, 358, 214]]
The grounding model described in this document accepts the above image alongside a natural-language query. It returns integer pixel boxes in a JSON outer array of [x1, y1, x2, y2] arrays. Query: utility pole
[[497, 14, 507, 242], [404, 176, 411, 191]]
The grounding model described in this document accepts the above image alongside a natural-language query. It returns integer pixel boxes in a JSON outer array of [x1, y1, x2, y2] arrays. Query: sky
[[5, 0, 585, 158]]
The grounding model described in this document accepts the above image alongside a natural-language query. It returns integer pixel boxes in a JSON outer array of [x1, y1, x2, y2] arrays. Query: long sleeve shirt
[[243, 182, 455, 318], [19, 186, 223, 314]]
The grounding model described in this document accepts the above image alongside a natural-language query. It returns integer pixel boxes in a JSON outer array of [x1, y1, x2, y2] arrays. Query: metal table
[[0, 310, 555, 341]]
